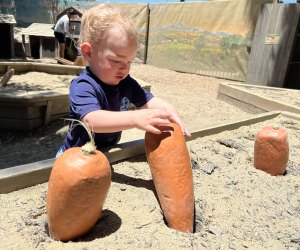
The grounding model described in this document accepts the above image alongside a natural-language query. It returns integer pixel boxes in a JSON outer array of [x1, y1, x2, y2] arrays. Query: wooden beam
[[39, 37, 43, 58], [44, 100, 53, 125], [55, 57, 74, 66], [218, 82, 300, 115]]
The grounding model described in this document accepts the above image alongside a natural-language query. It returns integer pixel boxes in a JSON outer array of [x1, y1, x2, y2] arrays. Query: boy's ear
[[80, 42, 92, 59]]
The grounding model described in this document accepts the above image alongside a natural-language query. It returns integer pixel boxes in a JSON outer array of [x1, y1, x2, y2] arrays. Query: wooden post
[[44, 100, 53, 125], [0, 68, 14, 87], [39, 37, 43, 58]]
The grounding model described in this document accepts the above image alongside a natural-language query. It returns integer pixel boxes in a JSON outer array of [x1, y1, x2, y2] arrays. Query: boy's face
[[88, 29, 138, 85]]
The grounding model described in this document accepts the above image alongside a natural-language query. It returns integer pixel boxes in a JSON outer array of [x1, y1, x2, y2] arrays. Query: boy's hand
[[134, 109, 172, 134], [170, 113, 191, 137], [144, 97, 191, 137]]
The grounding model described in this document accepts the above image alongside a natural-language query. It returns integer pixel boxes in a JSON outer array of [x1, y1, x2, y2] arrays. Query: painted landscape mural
[[147, 0, 275, 81], [0, 0, 277, 80]]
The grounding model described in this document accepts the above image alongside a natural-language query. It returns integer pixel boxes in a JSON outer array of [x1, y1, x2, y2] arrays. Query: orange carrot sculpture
[[47, 120, 111, 241], [145, 122, 194, 233], [254, 125, 289, 176]]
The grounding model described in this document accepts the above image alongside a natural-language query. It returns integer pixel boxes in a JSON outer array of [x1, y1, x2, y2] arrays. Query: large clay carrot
[[254, 125, 289, 176], [145, 122, 194, 233], [47, 120, 111, 241]]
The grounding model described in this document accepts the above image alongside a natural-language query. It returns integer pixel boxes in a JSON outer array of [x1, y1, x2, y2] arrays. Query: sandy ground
[[0, 62, 299, 249]]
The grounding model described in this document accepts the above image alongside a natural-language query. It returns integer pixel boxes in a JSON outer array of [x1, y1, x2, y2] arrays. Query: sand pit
[[0, 63, 299, 249], [0, 113, 299, 249]]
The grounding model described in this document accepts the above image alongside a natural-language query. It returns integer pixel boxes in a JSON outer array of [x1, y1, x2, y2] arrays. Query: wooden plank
[[246, 4, 300, 87], [0, 62, 84, 75], [0, 116, 43, 130], [0, 99, 48, 107], [187, 111, 281, 141], [218, 82, 300, 114], [55, 57, 74, 66], [30, 63, 83, 75], [0, 110, 286, 194], [0, 98, 68, 130], [0, 102, 69, 130], [0, 159, 54, 194], [0, 90, 68, 102], [50, 98, 69, 115], [217, 92, 266, 114], [0, 105, 43, 119], [0, 63, 30, 74]]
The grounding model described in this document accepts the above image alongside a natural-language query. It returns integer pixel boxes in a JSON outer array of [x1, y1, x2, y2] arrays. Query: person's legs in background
[[58, 42, 65, 58], [54, 31, 66, 58]]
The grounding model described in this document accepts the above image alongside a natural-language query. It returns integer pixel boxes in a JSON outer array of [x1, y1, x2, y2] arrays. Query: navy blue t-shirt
[[62, 67, 154, 150]]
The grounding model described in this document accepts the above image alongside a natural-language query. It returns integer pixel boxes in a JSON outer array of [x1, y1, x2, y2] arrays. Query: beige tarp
[[4, 0, 279, 80], [147, 0, 275, 81]]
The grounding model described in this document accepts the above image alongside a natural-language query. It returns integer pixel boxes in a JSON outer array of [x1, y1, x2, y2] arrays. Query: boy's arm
[[82, 108, 171, 135], [143, 96, 177, 113]]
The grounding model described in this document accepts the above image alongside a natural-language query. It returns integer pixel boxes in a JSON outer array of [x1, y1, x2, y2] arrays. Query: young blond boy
[[57, 4, 190, 155]]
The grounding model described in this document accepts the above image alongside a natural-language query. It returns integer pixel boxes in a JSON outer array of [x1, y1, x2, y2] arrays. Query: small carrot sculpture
[[254, 125, 289, 176]]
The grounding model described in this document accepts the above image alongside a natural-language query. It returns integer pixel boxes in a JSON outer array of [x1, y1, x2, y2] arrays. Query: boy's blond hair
[[79, 4, 137, 46]]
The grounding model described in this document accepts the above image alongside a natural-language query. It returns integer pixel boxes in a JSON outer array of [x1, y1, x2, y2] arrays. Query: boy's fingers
[[184, 128, 192, 137], [147, 126, 163, 135], [152, 109, 172, 119], [170, 114, 192, 137], [154, 118, 170, 126], [148, 110, 191, 137]]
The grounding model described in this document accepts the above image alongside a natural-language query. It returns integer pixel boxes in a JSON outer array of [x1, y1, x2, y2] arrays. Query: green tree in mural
[[220, 34, 243, 52], [194, 35, 207, 52]]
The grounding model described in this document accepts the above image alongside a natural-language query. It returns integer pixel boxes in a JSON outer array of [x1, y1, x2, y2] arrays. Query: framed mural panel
[[147, 0, 275, 81]]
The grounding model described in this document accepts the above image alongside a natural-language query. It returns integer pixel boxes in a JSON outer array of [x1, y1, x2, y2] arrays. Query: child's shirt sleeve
[[124, 76, 154, 108], [69, 79, 101, 120]]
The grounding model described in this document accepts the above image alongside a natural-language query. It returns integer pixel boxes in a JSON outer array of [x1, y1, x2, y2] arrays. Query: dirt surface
[[0, 62, 299, 249], [0, 71, 74, 92]]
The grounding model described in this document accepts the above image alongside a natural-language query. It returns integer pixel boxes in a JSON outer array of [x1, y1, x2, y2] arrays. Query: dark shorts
[[54, 31, 65, 43]]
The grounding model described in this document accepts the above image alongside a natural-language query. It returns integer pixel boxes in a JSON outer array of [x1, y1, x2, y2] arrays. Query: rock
[[202, 162, 218, 174], [216, 139, 244, 150], [207, 224, 222, 237]]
